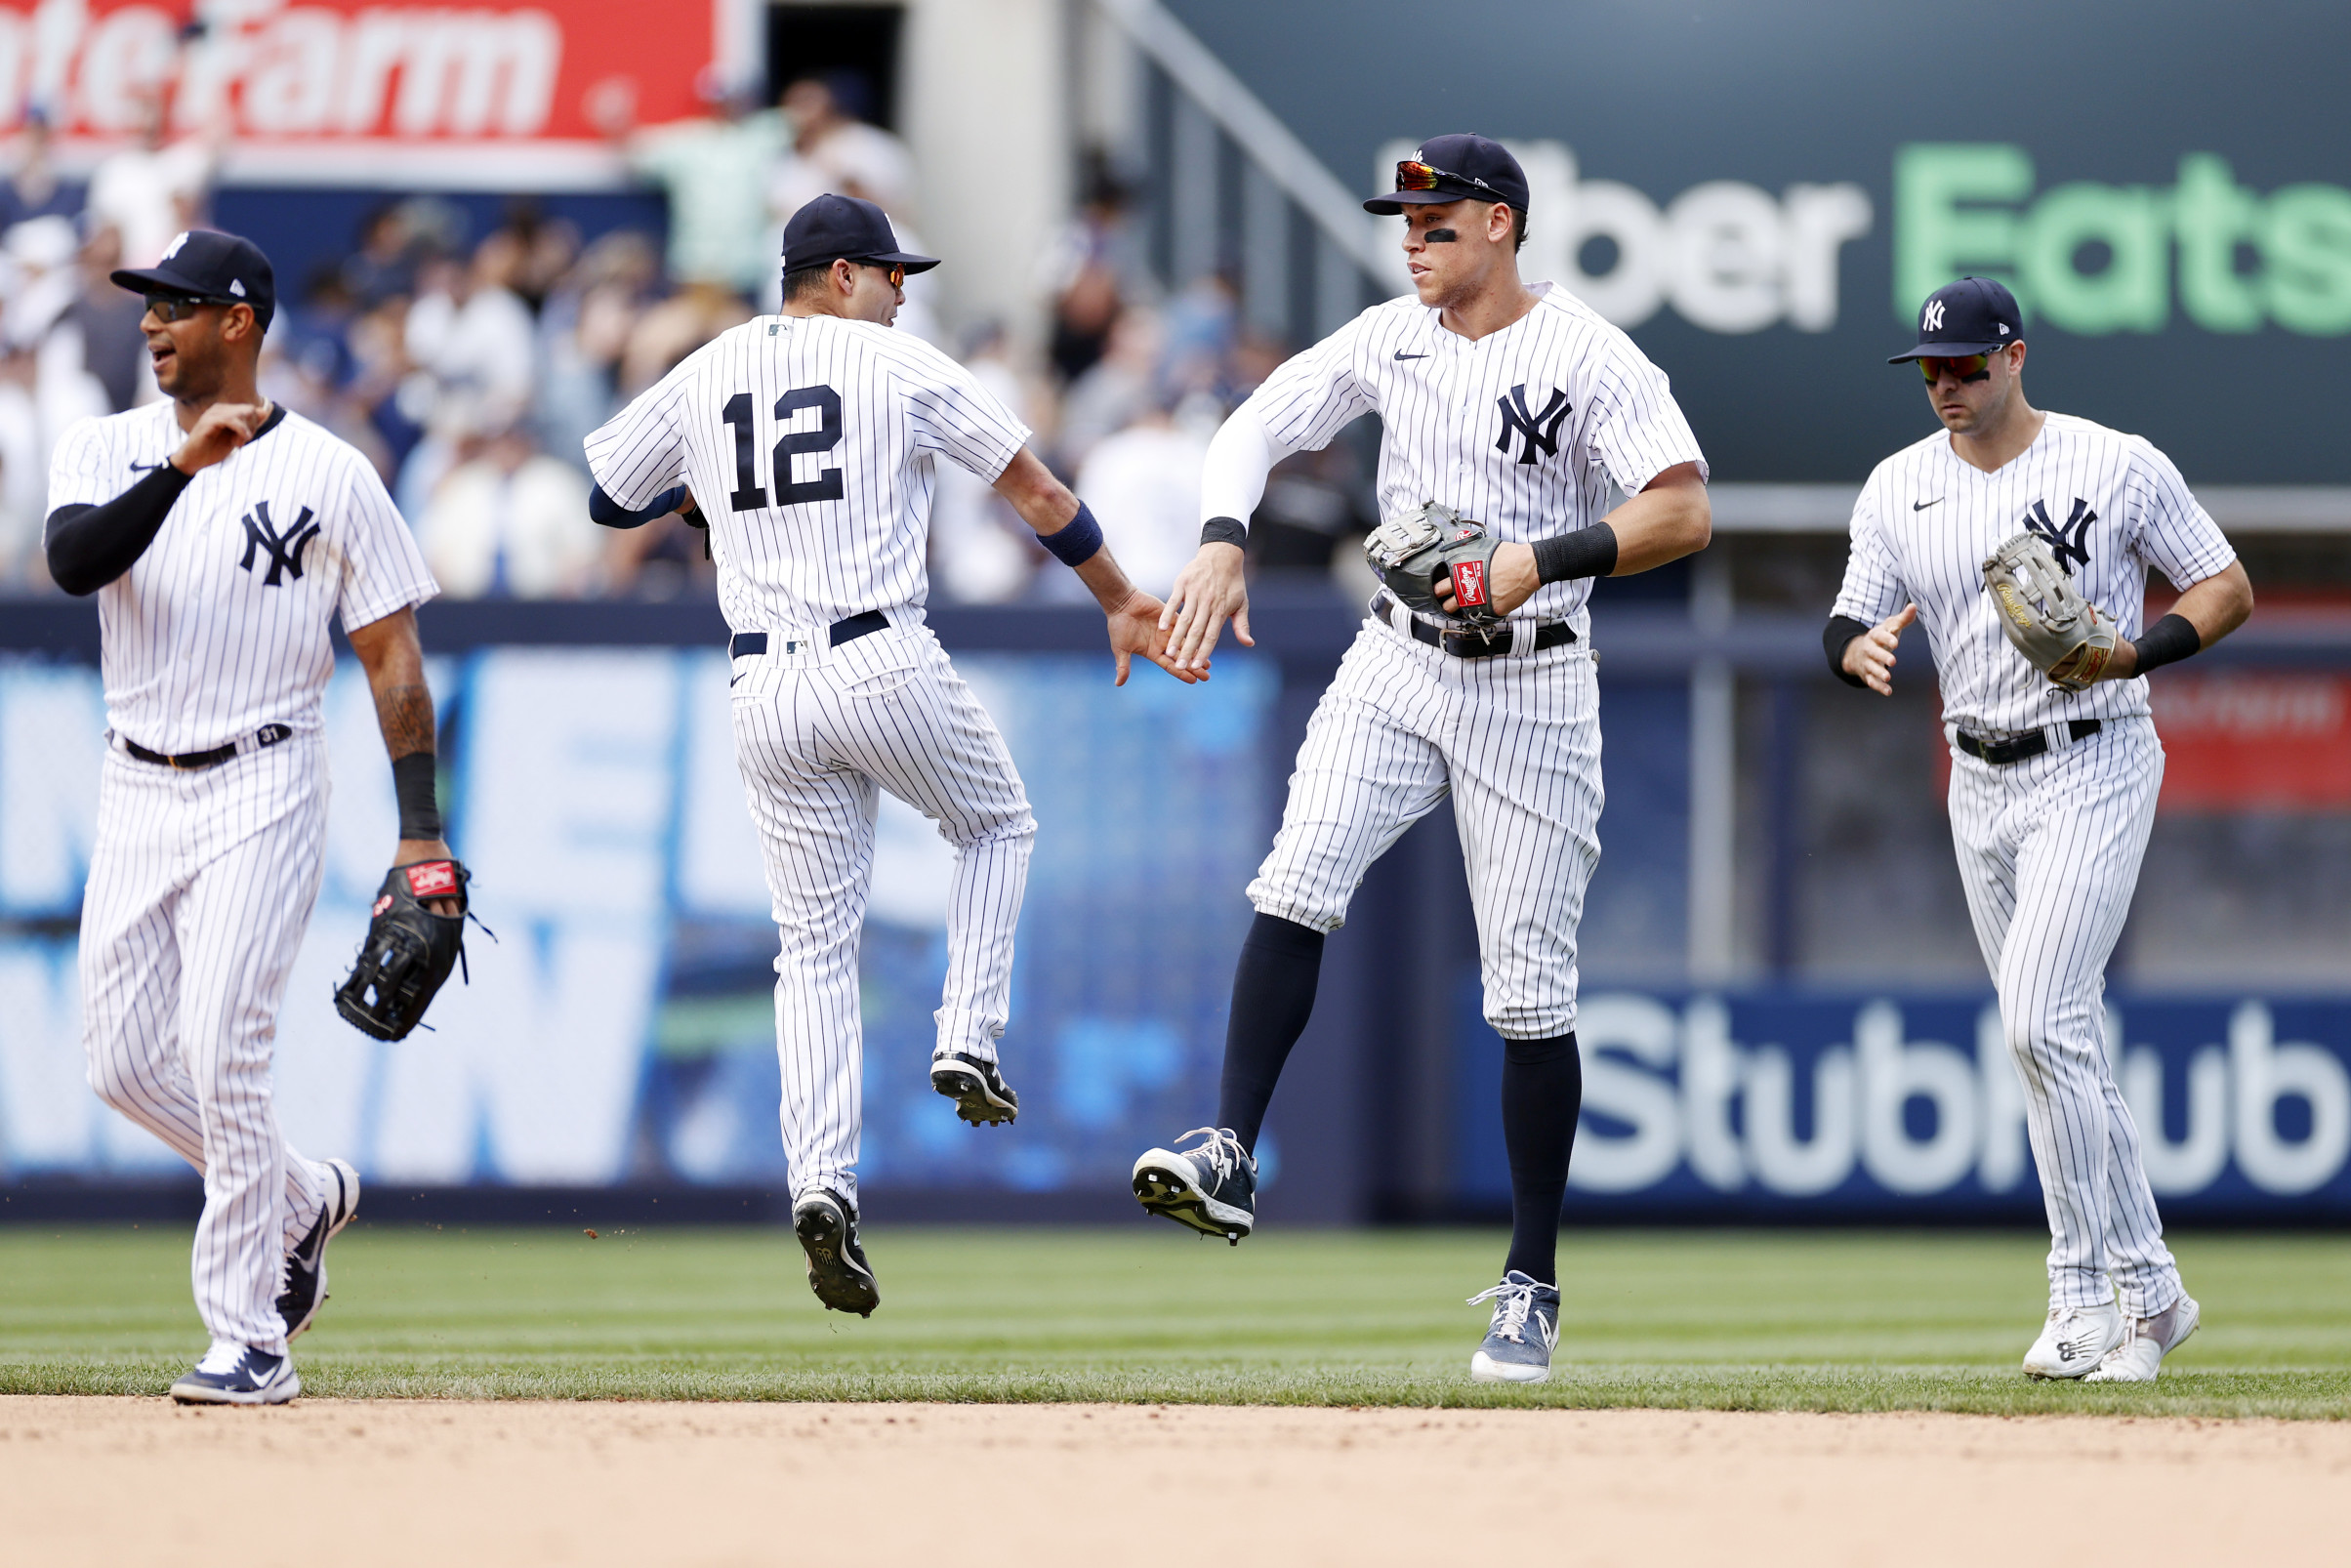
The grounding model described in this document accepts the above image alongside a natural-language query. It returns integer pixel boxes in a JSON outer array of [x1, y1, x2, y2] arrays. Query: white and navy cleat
[[1133, 1128, 1256, 1245], [170, 1341, 301, 1406], [2084, 1295, 2201, 1382], [793, 1187, 880, 1317], [2023, 1300, 2125, 1380], [931, 1052, 1018, 1126], [277, 1157, 361, 1341], [1468, 1270, 1561, 1384]]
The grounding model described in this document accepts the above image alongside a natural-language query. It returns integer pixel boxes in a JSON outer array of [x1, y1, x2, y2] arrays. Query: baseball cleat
[[793, 1188, 879, 1317], [2023, 1300, 2124, 1380], [1468, 1270, 1562, 1383], [170, 1342, 301, 1406], [277, 1158, 361, 1341], [2084, 1295, 2201, 1383], [931, 1052, 1018, 1126], [1132, 1127, 1256, 1244]]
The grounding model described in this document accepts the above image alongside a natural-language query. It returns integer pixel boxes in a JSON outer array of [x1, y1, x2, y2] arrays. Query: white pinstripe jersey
[[584, 314, 1031, 633], [1832, 412, 2239, 734], [1242, 282, 1708, 625], [46, 402, 435, 755]]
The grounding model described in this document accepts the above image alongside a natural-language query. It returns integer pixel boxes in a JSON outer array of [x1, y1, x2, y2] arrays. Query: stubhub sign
[[1454, 991, 2351, 1218]]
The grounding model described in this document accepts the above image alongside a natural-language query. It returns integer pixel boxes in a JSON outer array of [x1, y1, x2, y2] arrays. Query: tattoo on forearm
[[380, 683, 436, 759]]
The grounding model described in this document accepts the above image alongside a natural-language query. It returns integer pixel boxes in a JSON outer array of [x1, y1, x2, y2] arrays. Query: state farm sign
[[2, 0, 718, 185]]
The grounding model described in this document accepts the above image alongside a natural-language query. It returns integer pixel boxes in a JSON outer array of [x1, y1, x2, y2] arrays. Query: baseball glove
[[1365, 503, 1505, 626], [334, 859, 474, 1042], [1983, 530, 2120, 692]]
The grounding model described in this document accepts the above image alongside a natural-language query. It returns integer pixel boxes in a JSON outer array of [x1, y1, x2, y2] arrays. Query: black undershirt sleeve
[[2131, 612, 2203, 675], [1824, 614, 1872, 688], [44, 463, 194, 597]]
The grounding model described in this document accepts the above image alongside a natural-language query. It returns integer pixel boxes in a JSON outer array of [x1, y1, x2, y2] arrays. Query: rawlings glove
[[335, 859, 474, 1042], [1983, 530, 2121, 692], [1365, 503, 1505, 626]]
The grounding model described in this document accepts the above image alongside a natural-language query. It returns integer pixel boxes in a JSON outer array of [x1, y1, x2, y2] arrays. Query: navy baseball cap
[[1888, 276, 2022, 362], [781, 193, 939, 276], [111, 228, 275, 332], [1365, 134, 1531, 215]]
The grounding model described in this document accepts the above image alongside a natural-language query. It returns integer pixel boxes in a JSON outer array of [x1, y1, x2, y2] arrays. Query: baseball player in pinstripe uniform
[[1828, 276, 2254, 1382], [45, 230, 453, 1405], [585, 194, 1195, 1317], [1132, 136, 1712, 1383]]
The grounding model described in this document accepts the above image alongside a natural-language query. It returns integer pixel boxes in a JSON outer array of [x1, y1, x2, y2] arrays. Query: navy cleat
[[170, 1341, 301, 1406], [793, 1187, 879, 1317], [1132, 1128, 1256, 1245], [276, 1157, 361, 1341], [1467, 1271, 1561, 1384], [931, 1052, 1018, 1126]]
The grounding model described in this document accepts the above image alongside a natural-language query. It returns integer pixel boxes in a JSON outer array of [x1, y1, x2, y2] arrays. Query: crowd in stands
[[0, 74, 1374, 604]]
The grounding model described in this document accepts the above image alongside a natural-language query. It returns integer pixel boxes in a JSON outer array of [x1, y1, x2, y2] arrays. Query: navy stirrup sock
[[1214, 913, 1327, 1152], [1501, 1031, 1583, 1285]]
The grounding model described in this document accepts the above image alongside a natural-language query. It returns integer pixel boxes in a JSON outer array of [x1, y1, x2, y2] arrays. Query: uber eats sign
[[1897, 146, 2351, 338]]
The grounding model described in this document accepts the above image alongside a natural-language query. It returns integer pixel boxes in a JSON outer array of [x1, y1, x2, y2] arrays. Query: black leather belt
[[1373, 592, 1576, 659], [730, 611, 890, 660], [119, 722, 294, 771], [1956, 719, 2101, 765]]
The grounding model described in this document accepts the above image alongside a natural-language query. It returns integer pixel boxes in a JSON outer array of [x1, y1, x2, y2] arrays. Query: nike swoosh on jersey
[[1913, 498, 1943, 511], [1392, 351, 1428, 360], [130, 460, 168, 472]]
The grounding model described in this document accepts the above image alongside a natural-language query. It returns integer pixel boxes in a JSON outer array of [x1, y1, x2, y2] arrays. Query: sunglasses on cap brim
[[1393, 159, 1500, 198]]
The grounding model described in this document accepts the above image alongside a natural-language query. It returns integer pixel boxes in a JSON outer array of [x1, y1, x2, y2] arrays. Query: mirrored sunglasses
[[1918, 351, 1995, 384]]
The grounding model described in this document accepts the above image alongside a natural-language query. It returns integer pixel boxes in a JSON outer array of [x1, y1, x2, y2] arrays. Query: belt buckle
[[1450, 620, 1506, 654]]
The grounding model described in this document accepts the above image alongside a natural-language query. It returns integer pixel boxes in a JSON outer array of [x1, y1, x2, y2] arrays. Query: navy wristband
[[1041, 501, 1104, 567], [1530, 522, 1617, 585], [392, 752, 442, 840], [1200, 516, 1248, 549], [2131, 612, 2202, 675]]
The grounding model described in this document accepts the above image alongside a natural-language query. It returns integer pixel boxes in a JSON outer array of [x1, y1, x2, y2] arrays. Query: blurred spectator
[[65, 225, 149, 413], [617, 71, 787, 300], [493, 200, 582, 314], [1074, 392, 1214, 598], [342, 204, 421, 308], [86, 90, 219, 268], [930, 323, 1046, 602], [1039, 150, 1153, 384], [416, 425, 599, 598], [1055, 306, 1164, 474], [0, 341, 42, 586], [536, 229, 663, 471], [0, 110, 79, 229], [769, 73, 915, 223], [397, 237, 538, 516]]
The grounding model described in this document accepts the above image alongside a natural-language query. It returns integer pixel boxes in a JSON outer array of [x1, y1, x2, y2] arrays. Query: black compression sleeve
[[1824, 614, 1872, 687], [44, 463, 193, 596], [589, 483, 688, 529], [2131, 612, 2203, 675], [1530, 522, 1617, 584]]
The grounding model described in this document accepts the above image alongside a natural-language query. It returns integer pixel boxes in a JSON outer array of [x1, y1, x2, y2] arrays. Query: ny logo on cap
[[163, 231, 190, 261], [1923, 299, 1946, 333]]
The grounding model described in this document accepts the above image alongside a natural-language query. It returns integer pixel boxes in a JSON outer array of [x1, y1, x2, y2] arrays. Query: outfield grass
[[3, 1224, 2347, 1417]]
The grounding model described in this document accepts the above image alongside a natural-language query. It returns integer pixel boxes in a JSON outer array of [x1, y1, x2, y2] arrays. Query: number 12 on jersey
[[722, 386, 844, 511]]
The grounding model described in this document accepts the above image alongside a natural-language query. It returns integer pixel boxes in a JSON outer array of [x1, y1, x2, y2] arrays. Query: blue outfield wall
[[3, 606, 2347, 1221]]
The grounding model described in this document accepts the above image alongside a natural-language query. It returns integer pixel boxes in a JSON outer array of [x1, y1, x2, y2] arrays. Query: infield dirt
[[5, 1396, 2344, 1566]]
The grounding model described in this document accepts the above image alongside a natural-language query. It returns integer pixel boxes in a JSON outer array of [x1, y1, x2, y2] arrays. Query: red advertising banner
[[0, 0, 729, 186], [2150, 670, 2351, 812]]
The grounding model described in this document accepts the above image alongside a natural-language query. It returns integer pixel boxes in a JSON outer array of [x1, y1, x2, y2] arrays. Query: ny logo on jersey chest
[[238, 500, 320, 587], [1495, 384, 1571, 465], [2022, 497, 2095, 573]]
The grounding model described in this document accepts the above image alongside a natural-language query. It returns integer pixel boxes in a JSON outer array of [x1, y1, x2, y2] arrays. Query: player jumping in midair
[[1133, 136, 1712, 1383]]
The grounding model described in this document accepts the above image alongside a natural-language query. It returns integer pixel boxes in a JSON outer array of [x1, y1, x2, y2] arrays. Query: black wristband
[[392, 752, 442, 840], [2131, 612, 2202, 676], [1823, 614, 1872, 688], [1530, 522, 1617, 585], [1200, 516, 1248, 549]]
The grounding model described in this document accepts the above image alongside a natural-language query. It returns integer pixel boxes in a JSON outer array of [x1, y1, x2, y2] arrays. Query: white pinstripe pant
[[79, 735, 338, 1354], [1250, 618, 1604, 1039], [729, 623, 1035, 1209], [1949, 716, 2182, 1316]]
